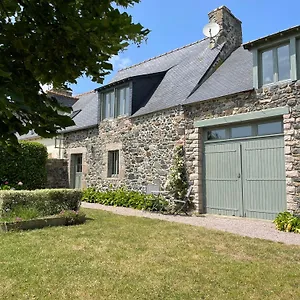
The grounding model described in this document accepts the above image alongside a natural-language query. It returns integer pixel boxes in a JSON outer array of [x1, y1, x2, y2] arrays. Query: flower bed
[[0, 210, 86, 232]]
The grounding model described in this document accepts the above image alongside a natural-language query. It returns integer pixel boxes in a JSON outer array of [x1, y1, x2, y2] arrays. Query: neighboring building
[[63, 5, 300, 220], [19, 90, 79, 158]]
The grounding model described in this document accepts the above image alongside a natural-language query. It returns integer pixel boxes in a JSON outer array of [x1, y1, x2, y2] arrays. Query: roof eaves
[[243, 25, 300, 50], [61, 124, 98, 134]]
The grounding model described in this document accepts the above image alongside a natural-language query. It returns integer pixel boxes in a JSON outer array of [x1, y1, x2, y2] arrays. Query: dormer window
[[101, 85, 130, 120], [261, 44, 290, 85], [244, 27, 300, 89]]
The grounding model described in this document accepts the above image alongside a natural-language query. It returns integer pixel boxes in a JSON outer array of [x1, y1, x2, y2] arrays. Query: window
[[105, 90, 115, 119], [102, 85, 130, 120], [207, 120, 283, 141], [257, 121, 283, 135], [108, 150, 119, 177], [207, 129, 227, 140], [231, 125, 252, 138], [260, 44, 290, 85]]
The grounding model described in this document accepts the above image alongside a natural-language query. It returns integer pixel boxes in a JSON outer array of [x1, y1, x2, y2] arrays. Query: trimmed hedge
[[82, 187, 167, 211], [0, 189, 82, 217], [0, 141, 48, 190]]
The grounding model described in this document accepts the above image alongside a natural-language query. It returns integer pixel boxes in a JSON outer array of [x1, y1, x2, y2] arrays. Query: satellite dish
[[203, 23, 220, 38]]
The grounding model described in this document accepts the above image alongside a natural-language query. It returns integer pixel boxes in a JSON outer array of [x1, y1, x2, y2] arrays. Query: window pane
[[104, 91, 114, 118], [207, 129, 226, 140], [117, 88, 125, 115], [124, 87, 130, 115], [277, 45, 290, 81], [117, 86, 130, 116], [258, 121, 283, 135], [108, 150, 119, 177], [262, 49, 274, 85], [231, 126, 252, 138]]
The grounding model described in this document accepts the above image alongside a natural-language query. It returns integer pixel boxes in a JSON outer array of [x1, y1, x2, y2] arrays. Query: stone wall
[[185, 80, 300, 213], [64, 108, 186, 193], [46, 159, 69, 188], [64, 80, 300, 214]]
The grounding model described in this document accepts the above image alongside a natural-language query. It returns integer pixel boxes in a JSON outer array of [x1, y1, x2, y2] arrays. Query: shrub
[[274, 211, 300, 233], [0, 189, 82, 218], [82, 187, 167, 212], [59, 210, 86, 225], [0, 141, 48, 189]]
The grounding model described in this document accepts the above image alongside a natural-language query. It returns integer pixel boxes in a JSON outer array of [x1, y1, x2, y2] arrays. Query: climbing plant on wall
[[165, 144, 188, 200]]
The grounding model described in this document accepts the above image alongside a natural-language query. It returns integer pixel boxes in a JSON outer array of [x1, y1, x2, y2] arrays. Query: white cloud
[[109, 55, 132, 70]]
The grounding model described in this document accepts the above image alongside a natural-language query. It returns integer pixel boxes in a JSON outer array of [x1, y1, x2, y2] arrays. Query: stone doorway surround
[[66, 147, 88, 189]]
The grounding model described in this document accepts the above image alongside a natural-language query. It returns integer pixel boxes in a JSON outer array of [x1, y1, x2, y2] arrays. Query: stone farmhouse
[[60, 5, 300, 220]]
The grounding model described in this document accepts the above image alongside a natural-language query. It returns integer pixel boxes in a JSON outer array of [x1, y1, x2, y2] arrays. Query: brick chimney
[[208, 6, 242, 58]]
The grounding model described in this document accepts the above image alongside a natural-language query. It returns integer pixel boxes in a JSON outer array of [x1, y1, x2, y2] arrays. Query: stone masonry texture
[[64, 80, 300, 215]]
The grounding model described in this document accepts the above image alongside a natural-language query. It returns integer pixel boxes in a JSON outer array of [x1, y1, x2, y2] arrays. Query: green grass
[[0, 209, 299, 300], [0, 206, 40, 222]]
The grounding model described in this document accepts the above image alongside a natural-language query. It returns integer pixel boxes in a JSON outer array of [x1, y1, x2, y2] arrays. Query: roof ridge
[[47, 90, 79, 100], [75, 90, 96, 97], [118, 37, 208, 73]]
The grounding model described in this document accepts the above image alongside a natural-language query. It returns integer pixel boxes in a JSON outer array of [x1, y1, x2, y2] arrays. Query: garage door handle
[[237, 173, 241, 178]]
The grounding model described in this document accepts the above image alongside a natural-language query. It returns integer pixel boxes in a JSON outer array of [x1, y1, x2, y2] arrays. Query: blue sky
[[70, 0, 300, 95]]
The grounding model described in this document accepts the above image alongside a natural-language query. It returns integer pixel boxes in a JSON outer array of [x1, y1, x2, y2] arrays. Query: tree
[[0, 0, 149, 146]]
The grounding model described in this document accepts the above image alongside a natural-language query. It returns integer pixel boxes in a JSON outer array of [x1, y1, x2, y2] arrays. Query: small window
[[231, 126, 252, 138], [101, 85, 130, 120], [257, 121, 283, 136], [207, 129, 226, 140], [108, 150, 119, 177], [75, 155, 82, 173], [277, 45, 290, 81]]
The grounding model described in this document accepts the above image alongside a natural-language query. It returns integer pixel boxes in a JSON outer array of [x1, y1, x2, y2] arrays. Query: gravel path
[[82, 202, 300, 246]]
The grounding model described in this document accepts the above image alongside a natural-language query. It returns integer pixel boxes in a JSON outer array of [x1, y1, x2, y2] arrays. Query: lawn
[[0, 209, 299, 300]]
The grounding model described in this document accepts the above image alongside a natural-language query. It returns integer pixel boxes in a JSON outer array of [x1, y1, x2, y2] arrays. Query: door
[[241, 137, 286, 219], [71, 154, 83, 189], [205, 142, 243, 217], [204, 135, 286, 220]]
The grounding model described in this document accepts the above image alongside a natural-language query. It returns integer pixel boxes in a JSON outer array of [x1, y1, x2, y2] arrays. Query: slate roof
[[47, 91, 78, 108], [185, 46, 253, 104], [19, 90, 98, 140], [62, 90, 98, 133], [110, 38, 224, 116]]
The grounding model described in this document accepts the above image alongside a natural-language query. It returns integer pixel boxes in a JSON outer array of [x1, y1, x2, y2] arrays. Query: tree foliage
[[0, 0, 149, 146]]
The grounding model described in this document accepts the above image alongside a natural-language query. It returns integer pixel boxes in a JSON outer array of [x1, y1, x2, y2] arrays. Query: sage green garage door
[[204, 127, 286, 220]]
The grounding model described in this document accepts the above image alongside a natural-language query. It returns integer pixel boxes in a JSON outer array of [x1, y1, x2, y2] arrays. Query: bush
[[274, 211, 300, 233], [0, 141, 48, 189], [0, 189, 82, 218], [59, 210, 86, 226], [82, 187, 167, 212]]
